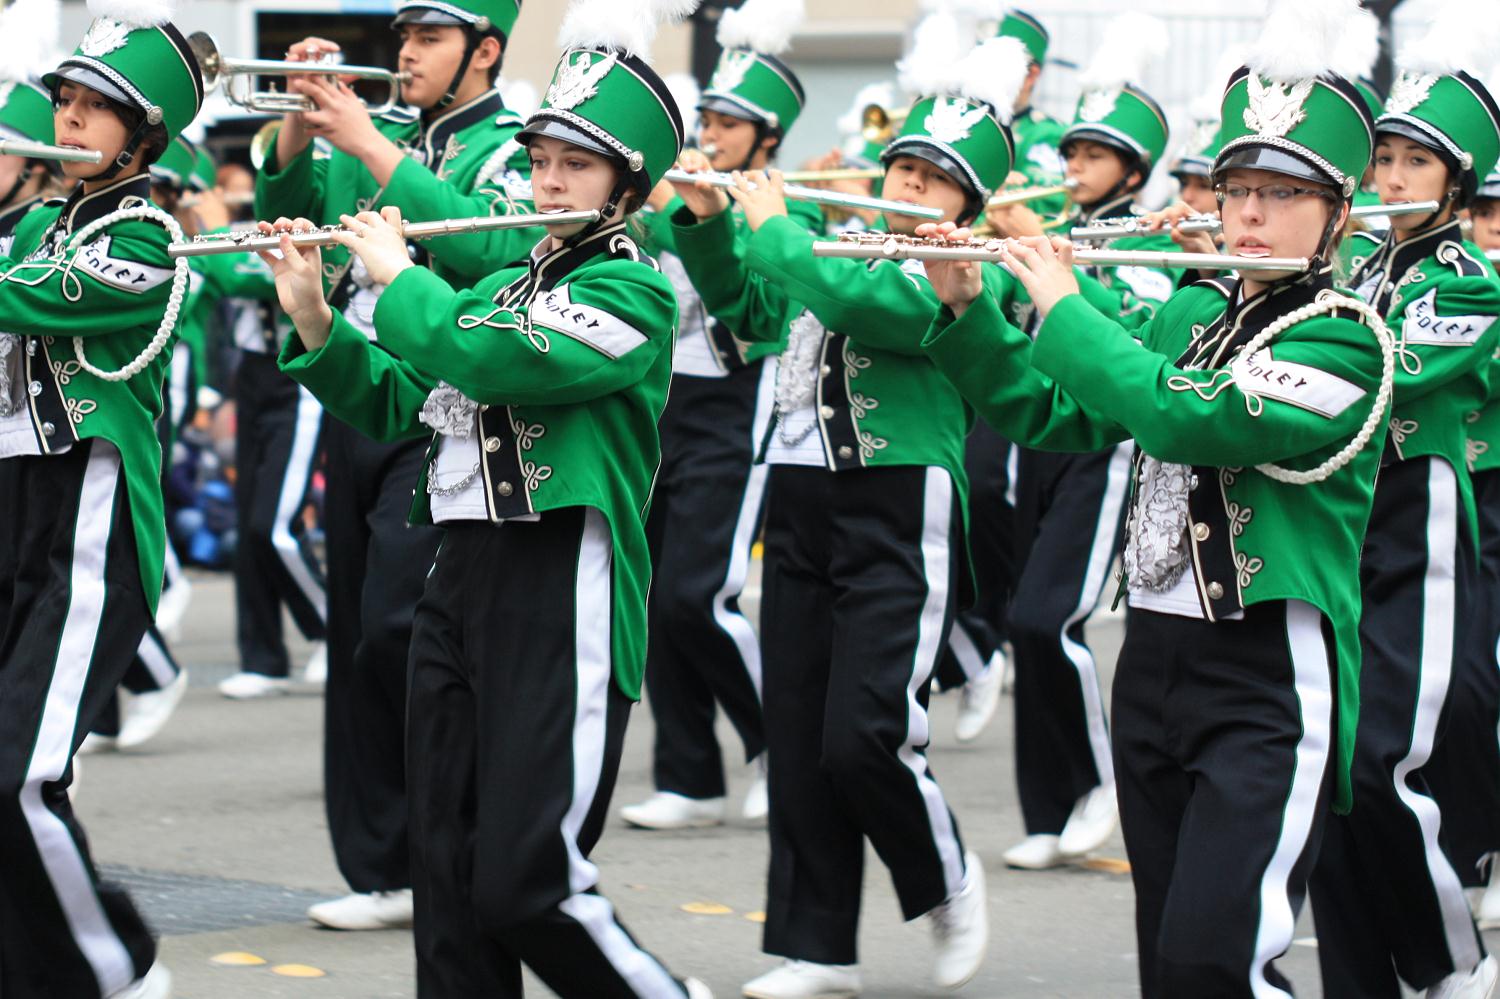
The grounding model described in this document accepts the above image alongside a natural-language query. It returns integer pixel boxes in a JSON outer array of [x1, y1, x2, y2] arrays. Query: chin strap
[[563, 177, 632, 248], [91, 117, 153, 184], [436, 27, 483, 110]]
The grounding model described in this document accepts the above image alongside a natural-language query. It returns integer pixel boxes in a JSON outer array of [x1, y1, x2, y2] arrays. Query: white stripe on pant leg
[[134, 629, 177, 689], [1056, 442, 1131, 789], [558, 509, 683, 998], [1249, 600, 1333, 999], [899, 467, 967, 900], [167, 342, 191, 432], [269, 385, 326, 621], [946, 622, 986, 683], [18, 446, 136, 995], [706, 359, 777, 702], [1392, 457, 1482, 971]]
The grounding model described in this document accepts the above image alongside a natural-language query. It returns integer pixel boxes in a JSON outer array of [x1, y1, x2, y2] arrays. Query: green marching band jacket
[[279, 222, 675, 700], [0, 175, 181, 612], [1009, 107, 1068, 218], [922, 271, 1392, 813], [638, 197, 823, 367], [1348, 218, 1500, 539], [255, 89, 541, 297], [1067, 192, 1182, 332]]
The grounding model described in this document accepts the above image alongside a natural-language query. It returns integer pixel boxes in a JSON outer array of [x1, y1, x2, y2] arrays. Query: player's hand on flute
[[330, 207, 414, 286], [1001, 235, 1080, 318], [915, 222, 985, 316], [255, 216, 334, 348], [670, 147, 730, 220], [1144, 200, 1219, 255], [727, 169, 788, 232]]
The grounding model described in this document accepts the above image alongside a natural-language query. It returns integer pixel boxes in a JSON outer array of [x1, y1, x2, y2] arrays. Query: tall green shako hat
[[391, 0, 522, 108], [995, 8, 1048, 68], [149, 134, 197, 191], [1061, 13, 1170, 189], [1376, 0, 1500, 209], [1215, 0, 1378, 201], [698, 0, 807, 156], [0, 0, 62, 158], [883, 13, 1030, 223], [519, 0, 695, 220], [1170, 48, 1243, 184], [45, 0, 203, 174]]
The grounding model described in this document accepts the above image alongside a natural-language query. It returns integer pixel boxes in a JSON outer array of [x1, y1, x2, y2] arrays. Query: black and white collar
[[57, 174, 152, 237], [411, 89, 506, 174], [1350, 216, 1466, 315], [495, 221, 637, 306], [1177, 270, 1336, 370]]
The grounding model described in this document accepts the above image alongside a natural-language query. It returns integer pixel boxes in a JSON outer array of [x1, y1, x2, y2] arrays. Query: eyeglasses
[[1214, 182, 1334, 207]]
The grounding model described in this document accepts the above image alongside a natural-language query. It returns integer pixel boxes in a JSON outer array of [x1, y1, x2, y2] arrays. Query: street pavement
[[76, 570, 1442, 997]]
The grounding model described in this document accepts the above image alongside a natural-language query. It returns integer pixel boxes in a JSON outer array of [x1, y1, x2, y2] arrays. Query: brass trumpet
[[778, 168, 885, 183], [0, 138, 102, 163], [987, 178, 1078, 208], [860, 103, 911, 147], [189, 32, 411, 116], [813, 232, 1310, 273]]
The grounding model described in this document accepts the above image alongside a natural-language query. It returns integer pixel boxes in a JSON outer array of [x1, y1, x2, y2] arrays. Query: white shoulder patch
[[532, 282, 649, 359], [1114, 265, 1175, 305], [1231, 348, 1366, 418], [75, 235, 174, 294], [1402, 287, 1495, 347]]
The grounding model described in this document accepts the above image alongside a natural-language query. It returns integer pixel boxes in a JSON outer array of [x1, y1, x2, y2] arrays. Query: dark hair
[[102, 96, 168, 167]]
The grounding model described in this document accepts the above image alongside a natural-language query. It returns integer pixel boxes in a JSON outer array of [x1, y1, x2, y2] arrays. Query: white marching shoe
[[301, 641, 328, 685], [1002, 834, 1069, 870], [118, 671, 189, 749], [743, 756, 769, 824], [77, 732, 119, 756], [685, 978, 714, 999], [929, 851, 988, 989], [155, 575, 193, 640], [218, 671, 291, 699], [742, 960, 861, 999], [1475, 856, 1500, 930], [954, 654, 1004, 743], [1427, 955, 1500, 999], [307, 889, 414, 930], [108, 961, 172, 999], [620, 791, 725, 830], [1057, 783, 1118, 857]]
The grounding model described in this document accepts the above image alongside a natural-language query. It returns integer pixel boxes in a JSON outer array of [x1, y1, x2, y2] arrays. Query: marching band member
[[253, 0, 539, 933], [1309, 8, 1500, 993], [620, 0, 817, 833], [987, 15, 1177, 873], [920, 4, 1394, 991], [995, 9, 1065, 204], [260, 3, 714, 993], [0, 2, 204, 994], [673, 25, 1031, 996]]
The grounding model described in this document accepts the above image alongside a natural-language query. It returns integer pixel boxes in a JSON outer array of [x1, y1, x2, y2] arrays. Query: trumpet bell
[[188, 32, 225, 91]]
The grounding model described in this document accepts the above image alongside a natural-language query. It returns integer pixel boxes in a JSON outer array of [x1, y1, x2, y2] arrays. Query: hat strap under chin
[[94, 116, 153, 183], [436, 26, 483, 110]]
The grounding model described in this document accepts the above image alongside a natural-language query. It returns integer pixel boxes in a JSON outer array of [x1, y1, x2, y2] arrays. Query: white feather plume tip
[[717, 0, 805, 56], [1249, 0, 1374, 83], [0, 0, 61, 79], [86, 0, 176, 29], [1190, 45, 1246, 122], [1079, 13, 1165, 91], [957, 36, 1030, 124], [898, 11, 970, 99], [1399, 0, 1500, 78], [838, 81, 897, 135], [663, 72, 702, 118], [558, 0, 701, 59]]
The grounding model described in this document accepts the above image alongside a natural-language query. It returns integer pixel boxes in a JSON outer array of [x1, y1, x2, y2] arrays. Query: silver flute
[[1071, 200, 1445, 243], [0, 138, 103, 164], [664, 168, 943, 220], [167, 210, 599, 258], [812, 233, 1309, 272]]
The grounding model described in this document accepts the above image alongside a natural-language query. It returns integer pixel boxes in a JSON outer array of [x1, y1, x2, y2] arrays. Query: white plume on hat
[[0, 0, 61, 80], [956, 35, 1029, 124], [558, 0, 701, 59], [897, 10, 970, 99], [663, 71, 702, 118], [1248, 0, 1378, 84], [86, 0, 176, 29], [500, 78, 540, 118], [1398, 0, 1500, 78], [717, 0, 805, 57], [1190, 44, 1247, 123], [1078, 12, 1165, 91], [837, 81, 897, 135]]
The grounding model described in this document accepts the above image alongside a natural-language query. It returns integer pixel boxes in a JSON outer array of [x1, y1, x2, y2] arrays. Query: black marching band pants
[[935, 420, 1017, 689], [0, 441, 158, 997], [233, 350, 326, 677], [643, 362, 771, 799], [406, 508, 691, 998], [1010, 444, 1131, 834], [1115, 600, 1337, 998], [321, 422, 439, 894], [759, 464, 969, 965], [1311, 455, 1486, 995]]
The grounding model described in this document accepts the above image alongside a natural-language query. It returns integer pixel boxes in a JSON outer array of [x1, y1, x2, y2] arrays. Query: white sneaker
[[1057, 784, 1118, 857], [307, 889, 414, 930], [118, 671, 188, 749], [742, 960, 861, 998], [743, 756, 769, 824], [218, 671, 291, 699], [620, 791, 725, 830], [1477, 857, 1500, 930], [77, 732, 118, 756], [1002, 834, 1069, 870], [1428, 955, 1500, 999], [301, 641, 328, 685], [954, 654, 1004, 743], [685, 978, 714, 999], [929, 851, 988, 989], [155, 576, 193, 640], [108, 961, 172, 999]]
